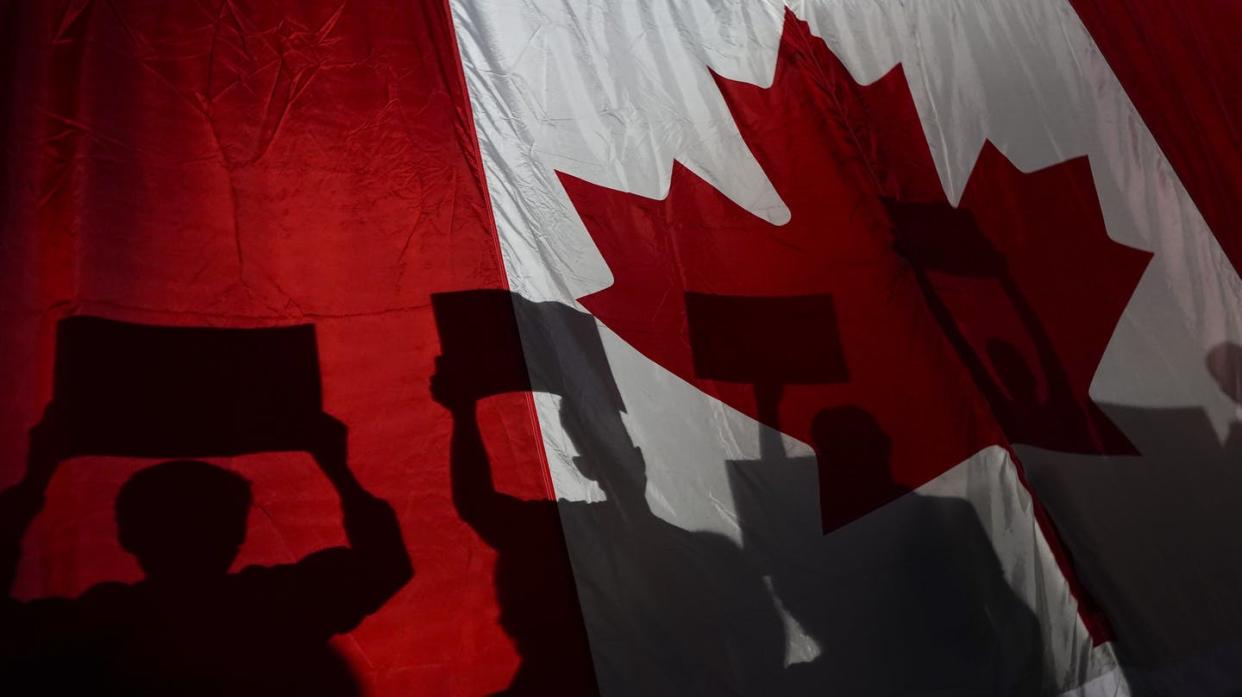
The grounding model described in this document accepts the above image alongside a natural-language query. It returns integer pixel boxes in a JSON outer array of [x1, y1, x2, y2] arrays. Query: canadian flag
[[2, 0, 1240, 695], [451, 0, 1242, 695]]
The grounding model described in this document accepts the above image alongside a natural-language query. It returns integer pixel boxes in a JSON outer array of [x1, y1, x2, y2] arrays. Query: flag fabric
[[2, 1, 1241, 695]]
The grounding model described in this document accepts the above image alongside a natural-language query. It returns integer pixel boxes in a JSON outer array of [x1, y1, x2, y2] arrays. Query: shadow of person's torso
[[557, 499, 785, 697], [5, 548, 388, 696]]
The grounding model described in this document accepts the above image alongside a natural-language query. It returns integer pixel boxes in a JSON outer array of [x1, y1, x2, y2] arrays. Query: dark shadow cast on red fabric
[[0, 317, 412, 696]]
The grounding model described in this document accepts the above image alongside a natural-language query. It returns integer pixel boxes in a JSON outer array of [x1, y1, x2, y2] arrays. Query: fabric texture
[[2, 1, 1241, 695]]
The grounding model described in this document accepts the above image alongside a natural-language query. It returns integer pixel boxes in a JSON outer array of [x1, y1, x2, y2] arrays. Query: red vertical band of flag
[[0, 1, 567, 694]]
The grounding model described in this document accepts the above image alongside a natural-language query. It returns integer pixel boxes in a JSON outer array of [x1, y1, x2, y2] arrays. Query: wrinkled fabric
[[0, 1, 554, 694], [4, 0, 1242, 695], [450, 0, 1242, 695]]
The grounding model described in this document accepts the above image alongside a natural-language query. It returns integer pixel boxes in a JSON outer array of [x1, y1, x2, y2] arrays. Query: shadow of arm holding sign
[[248, 414, 414, 638], [430, 290, 600, 696], [1, 317, 411, 696], [682, 291, 1048, 694], [430, 290, 788, 696]]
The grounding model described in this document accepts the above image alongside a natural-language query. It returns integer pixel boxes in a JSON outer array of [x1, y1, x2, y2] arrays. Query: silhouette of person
[[890, 198, 1109, 452], [430, 361, 599, 696], [774, 406, 1048, 696], [432, 359, 785, 696], [553, 400, 786, 696], [1021, 342, 1242, 692], [0, 415, 413, 696]]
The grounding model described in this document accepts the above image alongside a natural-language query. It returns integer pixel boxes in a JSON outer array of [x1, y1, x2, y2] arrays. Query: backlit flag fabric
[[2, 0, 1242, 695]]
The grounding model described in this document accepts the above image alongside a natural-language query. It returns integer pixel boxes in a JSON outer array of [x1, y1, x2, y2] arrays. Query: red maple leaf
[[559, 12, 1150, 533]]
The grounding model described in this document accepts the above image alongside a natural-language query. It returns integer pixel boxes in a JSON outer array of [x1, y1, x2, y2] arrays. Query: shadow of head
[[116, 460, 252, 583], [812, 406, 905, 500], [1207, 342, 1242, 406]]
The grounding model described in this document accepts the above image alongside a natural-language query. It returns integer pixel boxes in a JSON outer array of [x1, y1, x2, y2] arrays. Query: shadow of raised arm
[[1, 422, 64, 598]]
